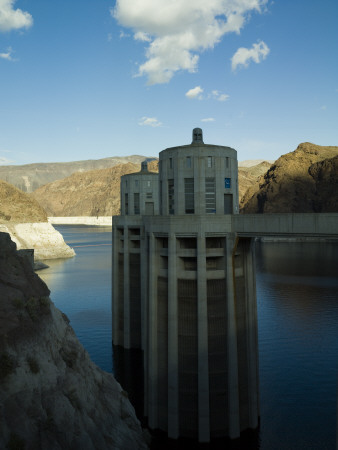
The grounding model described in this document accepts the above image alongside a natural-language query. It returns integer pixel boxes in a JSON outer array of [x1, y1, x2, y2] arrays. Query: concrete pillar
[[197, 232, 210, 442], [140, 227, 148, 417], [168, 233, 179, 438], [123, 225, 130, 348], [148, 233, 158, 428], [226, 234, 240, 438]]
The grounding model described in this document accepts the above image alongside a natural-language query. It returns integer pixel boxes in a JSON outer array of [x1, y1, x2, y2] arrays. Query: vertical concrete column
[[148, 232, 158, 429], [140, 227, 148, 417], [244, 238, 259, 429], [197, 231, 210, 442], [168, 232, 179, 438], [226, 234, 240, 439], [111, 224, 120, 345], [123, 225, 130, 348]]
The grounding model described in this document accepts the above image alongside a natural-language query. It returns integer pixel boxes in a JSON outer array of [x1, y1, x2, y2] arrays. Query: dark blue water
[[38, 225, 113, 372], [38, 227, 338, 449]]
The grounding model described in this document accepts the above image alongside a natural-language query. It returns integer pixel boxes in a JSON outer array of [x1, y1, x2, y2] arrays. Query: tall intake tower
[[112, 129, 259, 442]]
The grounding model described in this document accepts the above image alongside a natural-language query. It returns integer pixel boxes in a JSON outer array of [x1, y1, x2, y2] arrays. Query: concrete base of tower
[[112, 215, 260, 443]]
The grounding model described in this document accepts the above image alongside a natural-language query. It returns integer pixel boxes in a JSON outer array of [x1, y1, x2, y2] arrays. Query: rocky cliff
[[0, 180, 75, 260], [0, 232, 149, 449], [238, 161, 272, 203], [240, 143, 338, 213], [32, 161, 159, 217]]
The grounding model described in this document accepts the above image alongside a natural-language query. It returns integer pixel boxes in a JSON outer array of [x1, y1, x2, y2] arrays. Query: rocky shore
[[0, 232, 149, 449], [0, 222, 75, 261]]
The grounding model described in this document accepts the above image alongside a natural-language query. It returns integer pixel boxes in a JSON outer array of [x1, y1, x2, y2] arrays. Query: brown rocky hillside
[[238, 161, 272, 202], [0, 155, 154, 193], [241, 143, 338, 213], [32, 161, 159, 217], [0, 180, 47, 223]]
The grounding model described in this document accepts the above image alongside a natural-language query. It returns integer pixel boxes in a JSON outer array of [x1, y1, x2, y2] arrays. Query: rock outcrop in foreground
[[0, 180, 74, 260], [241, 143, 338, 213], [0, 232, 149, 449]]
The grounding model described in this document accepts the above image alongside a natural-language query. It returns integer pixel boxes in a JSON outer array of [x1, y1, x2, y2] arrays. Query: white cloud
[[201, 118, 215, 122], [231, 40, 270, 71], [0, 46, 13, 60], [218, 93, 229, 101], [112, 0, 268, 84], [119, 30, 130, 38], [211, 90, 229, 101], [186, 85, 203, 99], [0, 0, 33, 32], [134, 31, 151, 42], [320, 105, 327, 110], [138, 116, 162, 127]]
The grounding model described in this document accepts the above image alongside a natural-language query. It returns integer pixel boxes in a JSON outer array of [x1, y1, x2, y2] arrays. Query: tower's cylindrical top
[[159, 128, 239, 215], [120, 162, 159, 216]]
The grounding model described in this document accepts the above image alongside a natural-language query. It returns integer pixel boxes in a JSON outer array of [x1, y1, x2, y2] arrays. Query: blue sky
[[0, 0, 337, 165]]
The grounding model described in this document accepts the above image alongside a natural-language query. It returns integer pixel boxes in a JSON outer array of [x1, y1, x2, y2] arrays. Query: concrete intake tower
[[112, 129, 259, 442]]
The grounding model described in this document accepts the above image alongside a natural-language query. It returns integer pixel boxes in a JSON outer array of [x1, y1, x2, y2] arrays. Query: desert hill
[[32, 160, 269, 217], [241, 143, 338, 213], [0, 155, 155, 193], [32, 161, 159, 217], [0, 180, 74, 260], [0, 180, 47, 223], [238, 161, 272, 203]]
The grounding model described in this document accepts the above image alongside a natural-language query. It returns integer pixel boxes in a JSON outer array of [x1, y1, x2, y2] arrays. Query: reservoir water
[[38, 225, 338, 449]]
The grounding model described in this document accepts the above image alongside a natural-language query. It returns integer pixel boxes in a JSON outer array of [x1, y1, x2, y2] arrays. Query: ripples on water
[[38, 228, 338, 449]]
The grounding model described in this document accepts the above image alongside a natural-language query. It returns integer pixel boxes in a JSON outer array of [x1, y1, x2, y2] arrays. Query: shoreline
[[48, 216, 112, 226]]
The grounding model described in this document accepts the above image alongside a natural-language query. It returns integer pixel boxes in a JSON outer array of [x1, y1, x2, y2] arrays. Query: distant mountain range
[[0, 155, 155, 193]]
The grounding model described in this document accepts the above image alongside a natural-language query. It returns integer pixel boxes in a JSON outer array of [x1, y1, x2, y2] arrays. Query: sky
[[0, 0, 337, 166]]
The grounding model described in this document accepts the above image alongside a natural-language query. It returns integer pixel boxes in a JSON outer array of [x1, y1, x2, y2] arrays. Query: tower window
[[134, 193, 140, 214], [226, 157, 230, 169], [169, 158, 173, 169], [184, 178, 194, 214], [168, 179, 174, 214], [207, 156, 212, 168], [125, 193, 129, 215], [135, 179, 139, 188], [147, 181, 151, 187], [186, 156, 192, 168], [205, 177, 216, 214]]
